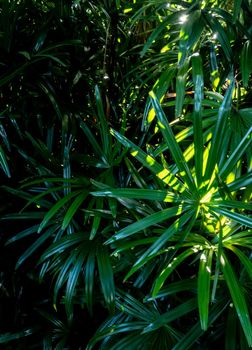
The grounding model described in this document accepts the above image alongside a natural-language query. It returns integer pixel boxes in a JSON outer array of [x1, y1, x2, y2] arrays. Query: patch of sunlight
[[205, 224, 215, 233], [180, 32, 189, 41], [177, 205, 184, 215], [195, 203, 201, 217], [226, 171, 235, 184], [216, 217, 231, 232], [123, 8, 132, 13], [131, 150, 138, 157], [157, 168, 170, 181], [147, 108, 155, 123], [164, 192, 175, 202], [207, 164, 219, 191], [184, 144, 194, 162], [154, 125, 159, 134], [178, 51, 182, 62], [200, 187, 216, 204], [146, 155, 155, 166], [161, 45, 170, 53], [206, 266, 211, 273], [206, 132, 212, 142], [220, 255, 225, 266], [149, 91, 155, 99], [179, 15, 188, 24], [117, 37, 121, 43], [202, 148, 210, 177], [158, 121, 165, 130], [192, 245, 203, 253], [239, 87, 248, 97], [168, 176, 178, 186], [222, 223, 234, 237], [200, 252, 207, 262], [36, 204, 41, 208], [175, 126, 191, 143], [211, 70, 218, 77], [213, 77, 220, 90]]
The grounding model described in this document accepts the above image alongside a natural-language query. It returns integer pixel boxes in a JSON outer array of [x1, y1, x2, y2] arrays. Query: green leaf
[[211, 199, 252, 211], [16, 225, 58, 269], [173, 298, 229, 350], [178, 10, 203, 66], [191, 53, 204, 187], [5, 224, 40, 245], [65, 250, 86, 318], [198, 249, 213, 330], [0, 329, 35, 344], [106, 205, 187, 244], [220, 252, 252, 346], [91, 188, 179, 203], [204, 79, 235, 180], [90, 198, 103, 240], [210, 206, 252, 228], [143, 68, 176, 128], [79, 119, 104, 159], [53, 251, 78, 306], [97, 246, 115, 314], [227, 246, 252, 280], [125, 209, 195, 280], [61, 191, 88, 230], [141, 11, 184, 57], [95, 85, 111, 160], [204, 13, 232, 62], [38, 190, 82, 233], [142, 298, 197, 333], [116, 290, 155, 321], [111, 128, 189, 194], [86, 322, 147, 350], [125, 157, 148, 188], [152, 248, 195, 297], [85, 250, 96, 314], [145, 278, 197, 301], [150, 92, 197, 193], [233, 0, 242, 21], [241, 40, 252, 87], [38, 81, 63, 120], [0, 145, 10, 177], [175, 60, 189, 118], [219, 126, 252, 179], [39, 232, 86, 262], [225, 306, 237, 350]]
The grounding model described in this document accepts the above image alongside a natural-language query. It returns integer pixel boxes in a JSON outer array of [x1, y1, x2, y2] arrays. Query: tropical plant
[[0, 0, 251, 349]]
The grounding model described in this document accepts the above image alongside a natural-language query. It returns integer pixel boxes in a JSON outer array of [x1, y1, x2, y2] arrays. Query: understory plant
[[0, 0, 252, 349]]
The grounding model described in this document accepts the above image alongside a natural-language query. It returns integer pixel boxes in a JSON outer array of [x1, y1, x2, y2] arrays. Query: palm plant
[[0, 0, 252, 349], [89, 72, 252, 347]]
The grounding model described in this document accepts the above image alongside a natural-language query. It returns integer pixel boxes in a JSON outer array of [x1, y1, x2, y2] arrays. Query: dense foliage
[[0, 0, 251, 349]]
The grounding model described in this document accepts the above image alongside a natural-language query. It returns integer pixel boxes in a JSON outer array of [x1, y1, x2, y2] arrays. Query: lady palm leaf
[[198, 249, 213, 330], [220, 252, 252, 346], [152, 249, 195, 297], [204, 79, 235, 181], [0, 145, 10, 177], [191, 53, 204, 187], [173, 298, 230, 350], [150, 91, 197, 193]]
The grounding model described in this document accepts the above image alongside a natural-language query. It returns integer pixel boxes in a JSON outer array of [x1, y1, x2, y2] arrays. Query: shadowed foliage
[[0, 0, 251, 349]]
